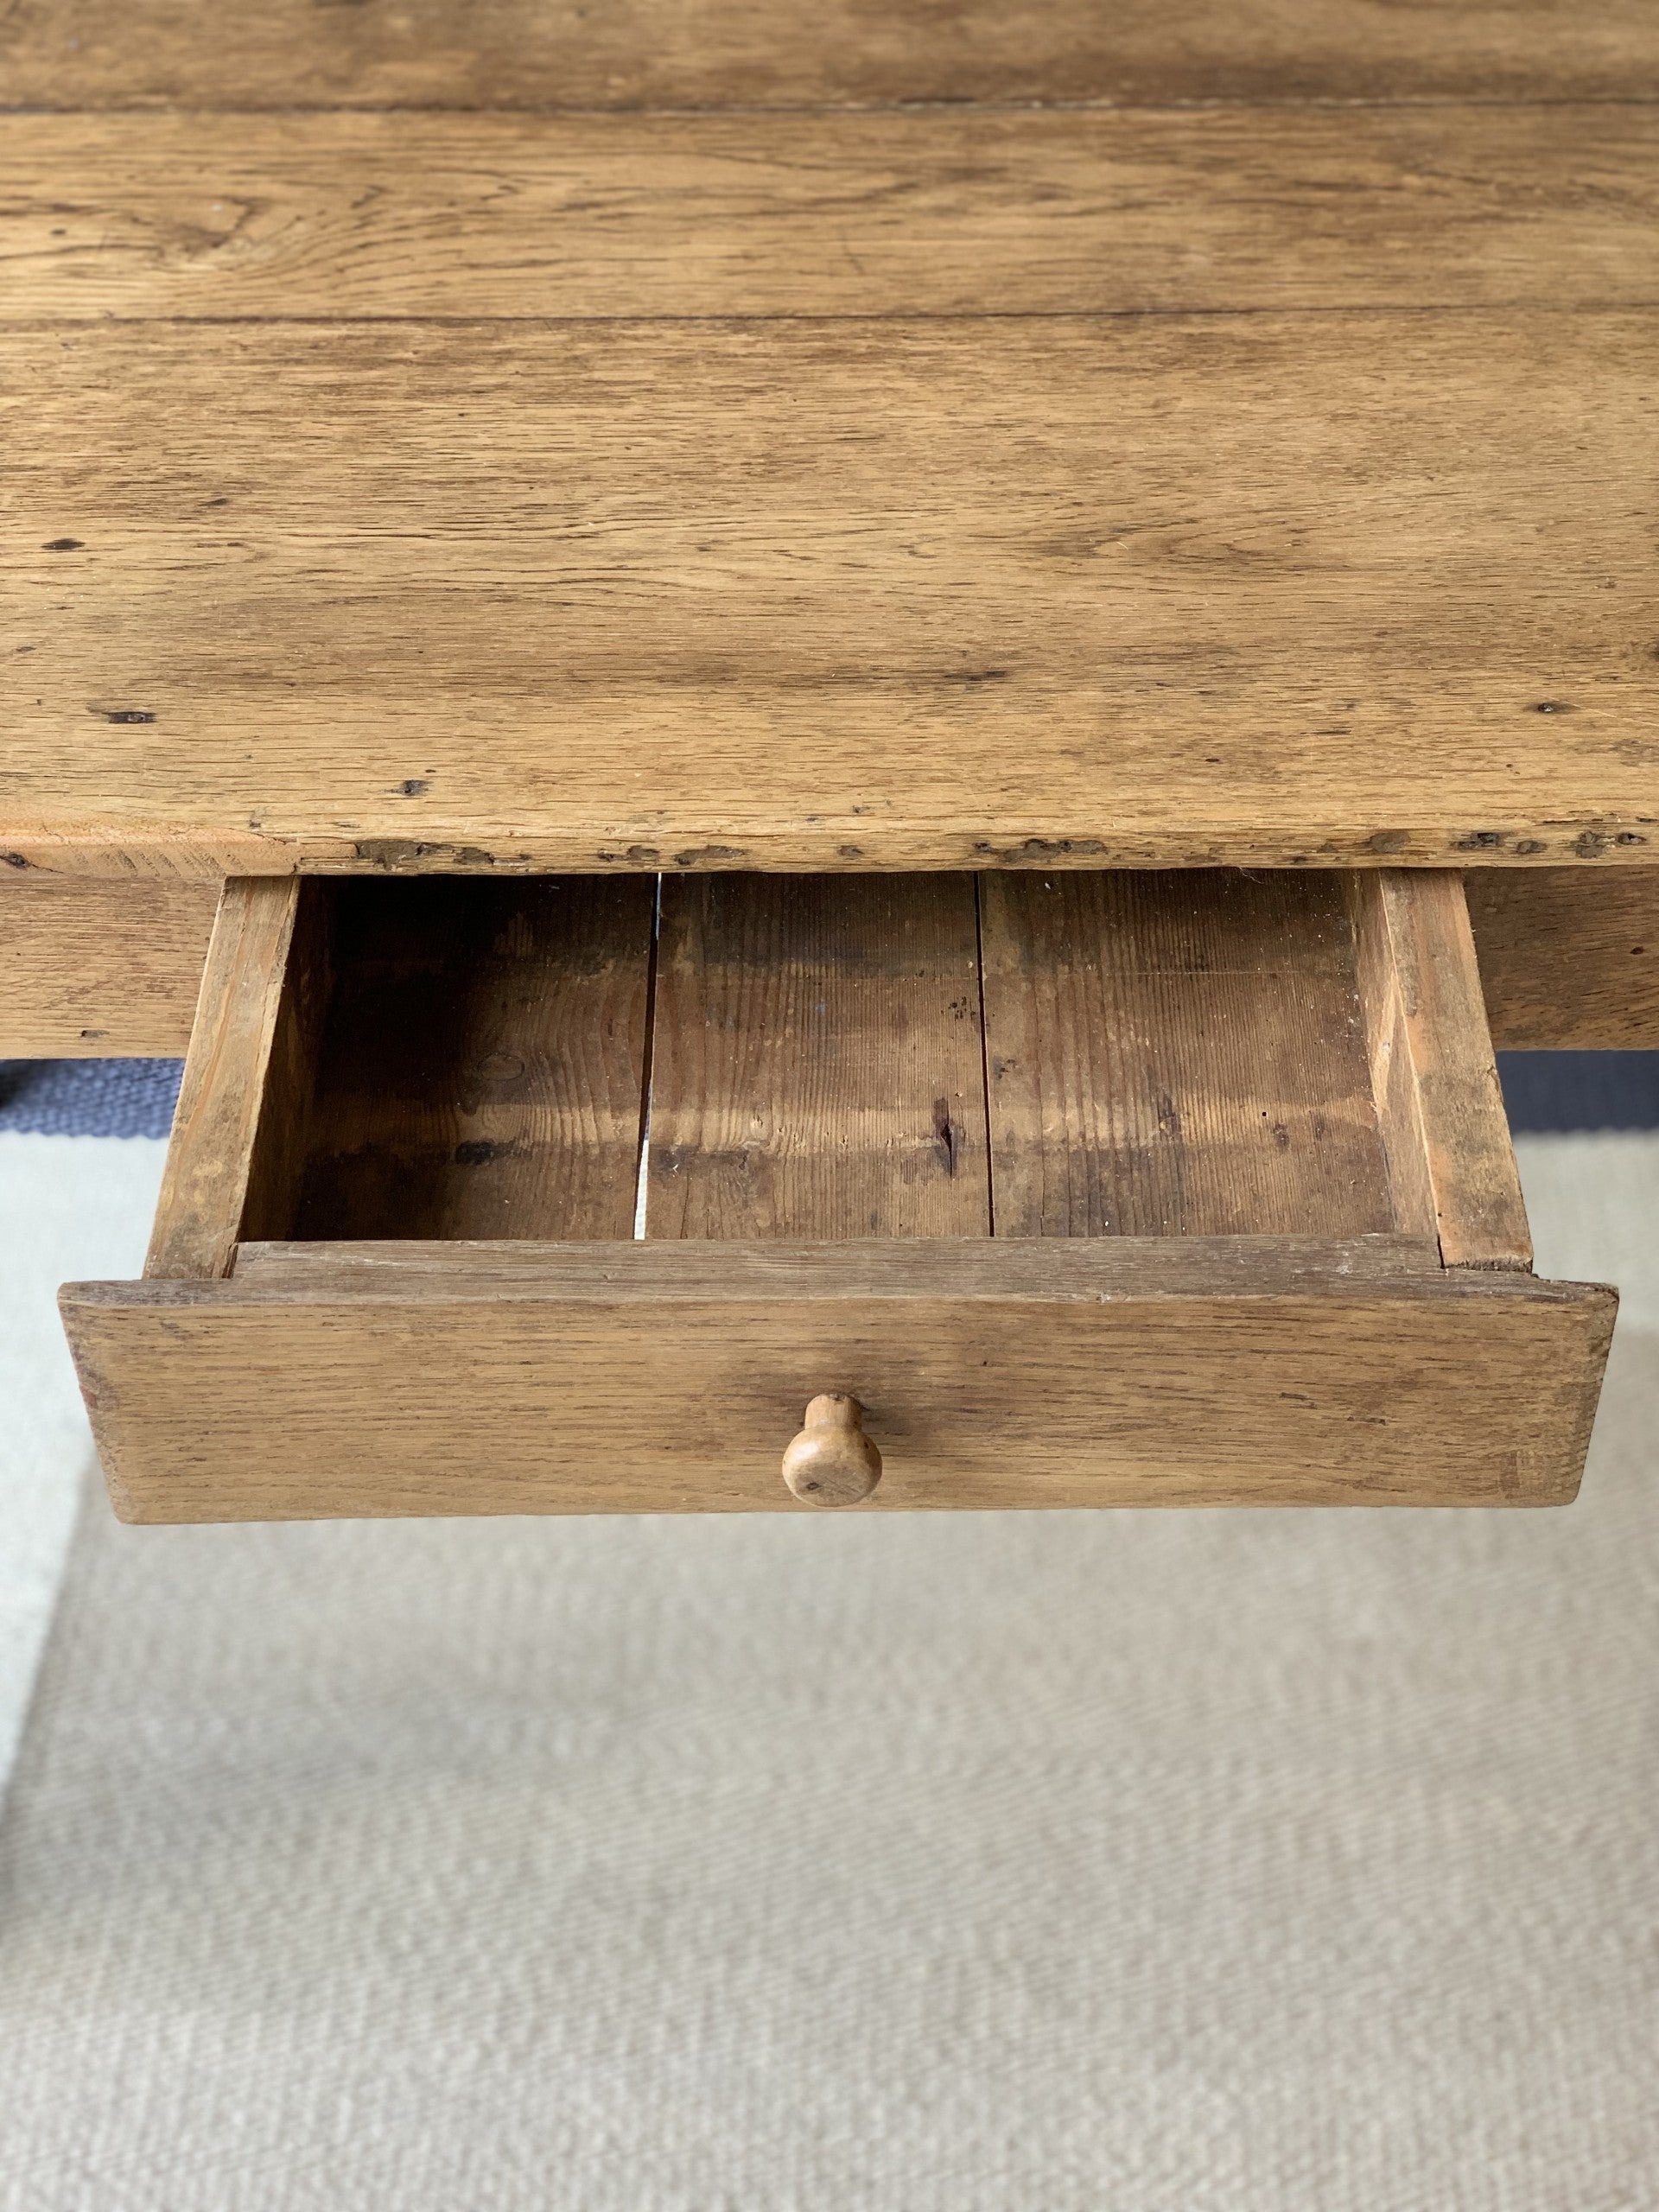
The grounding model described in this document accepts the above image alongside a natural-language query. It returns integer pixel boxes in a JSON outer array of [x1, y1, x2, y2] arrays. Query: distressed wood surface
[[230, 1234, 1444, 1298], [1349, 874, 1439, 1249], [1349, 872, 1531, 1270], [5, 315, 1655, 875], [143, 878, 301, 1280], [237, 881, 334, 1253], [7, 4, 1659, 883], [0, 871, 216, 1056], [60, 1253, 1616, 1522], [1467, 868, 1659, 1049], [8, 107, 1659, 323], [22, 0, 1649, 1528], [7, 0, 1658, 110], [286, 878, 654, 1241], [979, 871, 1394, 1240], [645, 874, 988, 1239], [3, 866, 1646, 1090]]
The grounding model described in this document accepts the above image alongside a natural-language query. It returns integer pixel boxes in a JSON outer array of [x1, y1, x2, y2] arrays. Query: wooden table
[[3, 2, 1656, 1516]]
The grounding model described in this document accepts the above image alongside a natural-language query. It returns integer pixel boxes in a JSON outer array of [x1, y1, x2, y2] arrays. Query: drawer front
[[62, 1243, 1614, 1521]]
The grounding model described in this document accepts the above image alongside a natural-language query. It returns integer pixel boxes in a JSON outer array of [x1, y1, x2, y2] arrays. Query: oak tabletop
[[3, 2, 1656, 877]]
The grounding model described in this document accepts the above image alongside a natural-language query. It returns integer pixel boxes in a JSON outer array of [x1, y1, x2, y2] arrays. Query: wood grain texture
[[1467, 868, 1659, 1048], [980, 871, 1395, 1240], [1348, 874, 1438, 1247], [60, 1250, 1616, 1522], [238, 880, 334, 1250], [645, 875, 988, 1238], [5, 316, 1656, 875], [287, 878, 653, 1241], [143, 877, 300, 1281], [229, 1234, 1446, 1297], [0, 870, 214, 1055], [6, 0, 1659, 110], [9, 107, 1659, 322], [781, 1393, 883, 1507], [1349, 872, 1531, 1270]]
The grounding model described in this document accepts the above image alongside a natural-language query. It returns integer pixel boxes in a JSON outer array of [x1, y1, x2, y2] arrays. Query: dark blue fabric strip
[[1496, 1052, 1659, 1135], [0, 1059, 185, 1139]]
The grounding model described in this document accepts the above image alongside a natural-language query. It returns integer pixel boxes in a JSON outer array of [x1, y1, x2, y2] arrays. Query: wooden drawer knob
[[781, 1394, 882, 1507]]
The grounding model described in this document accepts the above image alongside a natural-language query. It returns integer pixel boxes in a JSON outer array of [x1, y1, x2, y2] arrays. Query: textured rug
[[0, 1137, 1655, 2211], [0, 1135, 165, 1781]]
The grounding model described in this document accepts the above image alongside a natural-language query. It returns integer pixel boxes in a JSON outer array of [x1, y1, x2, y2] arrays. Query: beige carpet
[[0, 1135, 165, 1782], [2, 1139, 1656, 2211]]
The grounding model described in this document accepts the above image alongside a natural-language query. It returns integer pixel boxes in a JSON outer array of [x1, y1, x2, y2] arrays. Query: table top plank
[[7, 106, 1659, 323], [6, 8, 1657, 877], [7, 0, 1659, 111], [3, 312, 1653, 875]]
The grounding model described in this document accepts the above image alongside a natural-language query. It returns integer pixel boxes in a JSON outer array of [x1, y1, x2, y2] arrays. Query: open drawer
[[61, 869, 1615, 1522]]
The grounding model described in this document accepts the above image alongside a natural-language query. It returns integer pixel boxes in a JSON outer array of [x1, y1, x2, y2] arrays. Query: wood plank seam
[[631, 874, 664, 1240]]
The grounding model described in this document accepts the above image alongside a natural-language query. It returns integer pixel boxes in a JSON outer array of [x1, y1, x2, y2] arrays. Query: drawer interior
[[149, 866, 1530, 1275]]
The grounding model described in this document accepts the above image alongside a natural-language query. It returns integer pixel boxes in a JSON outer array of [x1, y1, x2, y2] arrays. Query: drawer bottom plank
[[979, 870, 1393, 1239], [645, 873, 989, 1239], [61, 1245, 1614, 1523]]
